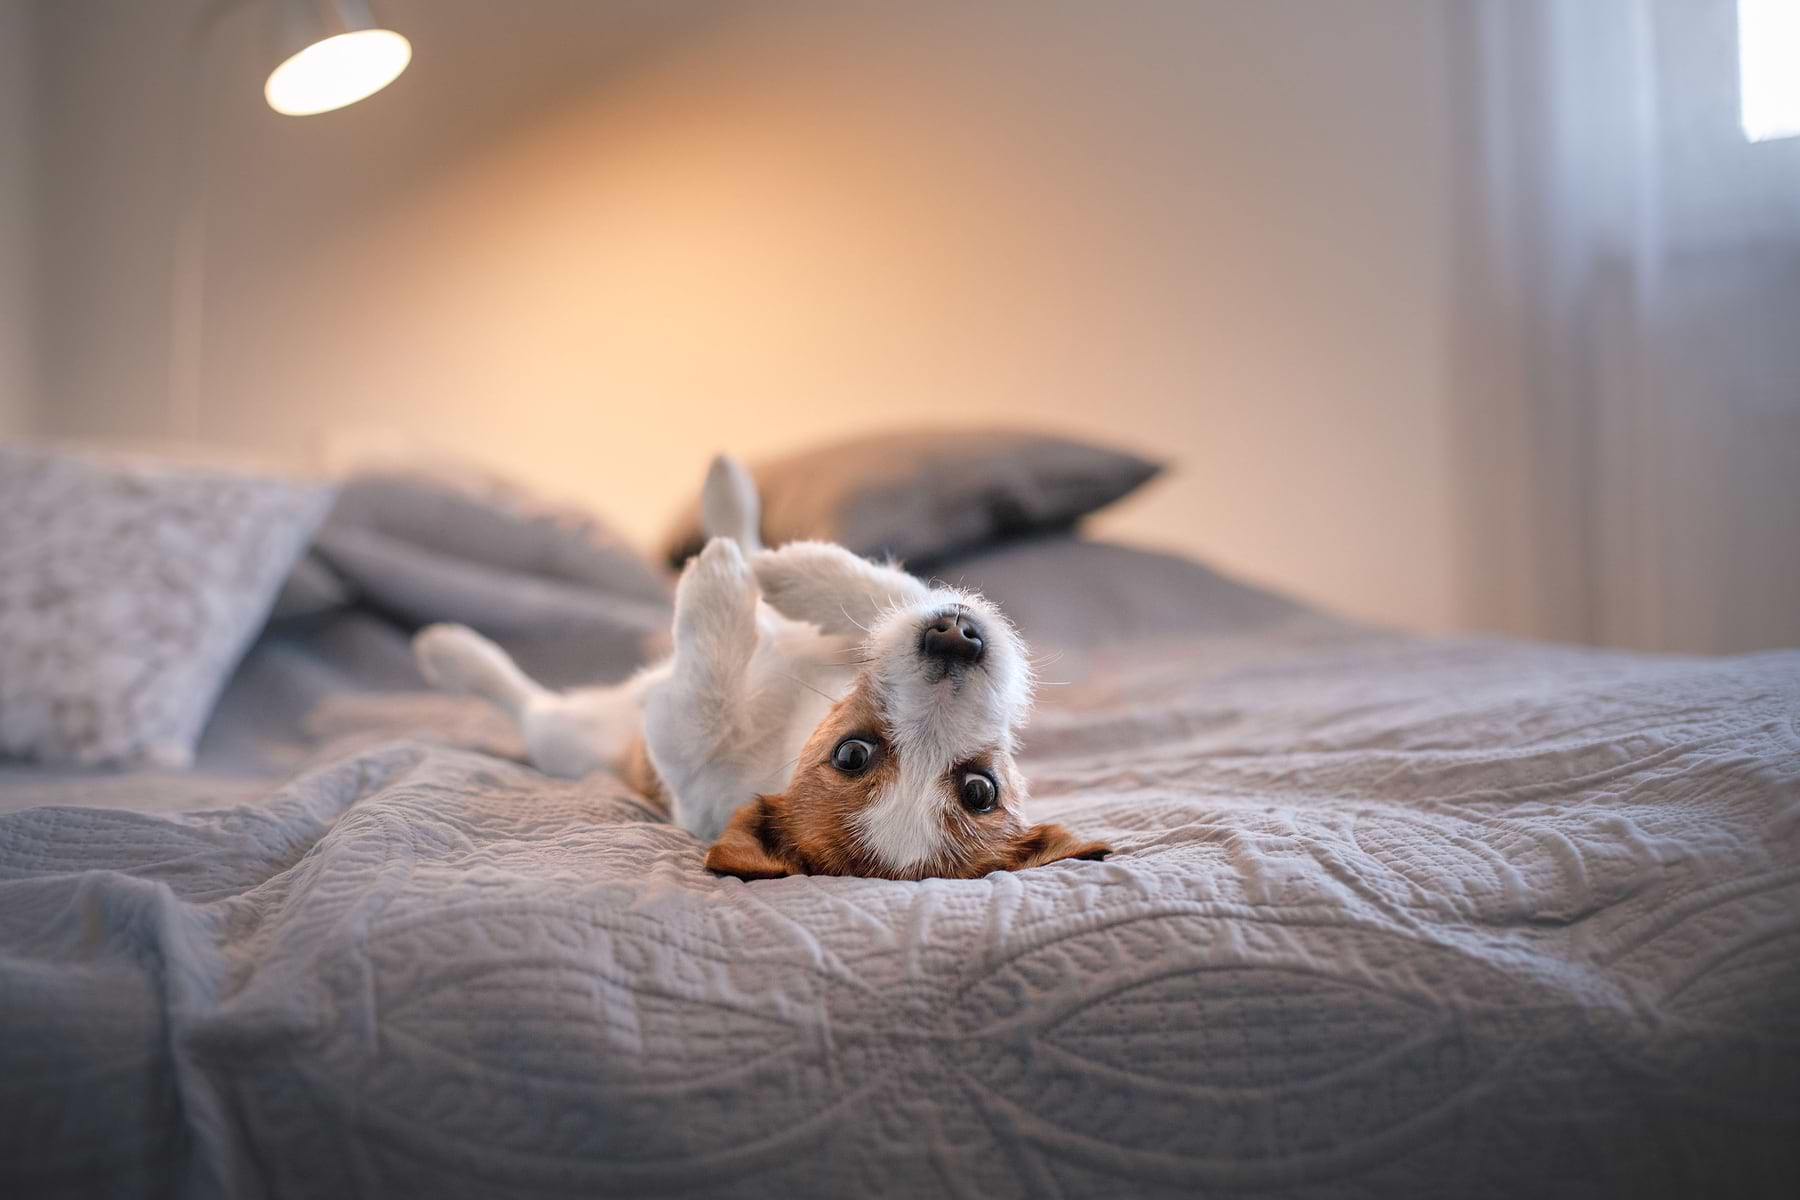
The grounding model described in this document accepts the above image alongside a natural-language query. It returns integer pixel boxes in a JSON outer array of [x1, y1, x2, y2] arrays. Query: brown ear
[[999, 823, 1111, 872], [703, 797, 803, 881]]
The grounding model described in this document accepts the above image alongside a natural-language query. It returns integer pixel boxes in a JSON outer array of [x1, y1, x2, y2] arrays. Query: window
[[1739, 0, 1800, 141]]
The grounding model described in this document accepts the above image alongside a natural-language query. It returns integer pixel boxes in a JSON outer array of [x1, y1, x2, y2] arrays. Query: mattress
[[2, 541, 1798, 1198]]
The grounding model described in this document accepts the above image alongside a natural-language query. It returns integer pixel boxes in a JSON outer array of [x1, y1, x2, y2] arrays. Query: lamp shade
[[264, 0, 410, 116]]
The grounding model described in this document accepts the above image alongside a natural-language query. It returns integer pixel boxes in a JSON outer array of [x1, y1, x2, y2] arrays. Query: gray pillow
[[929, 533, 1309, 650], [268, 552, 352, 622], [324, 466, 669, 608], [0, 447, 333, 768], [305, 467, 672, 679], [662, 429, 1162, 568]]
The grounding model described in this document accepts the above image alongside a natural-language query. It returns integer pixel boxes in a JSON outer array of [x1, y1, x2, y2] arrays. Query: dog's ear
[[996, 823, 1110, 872], [704, 797, 804, 881], [751, 541, 931, 636]]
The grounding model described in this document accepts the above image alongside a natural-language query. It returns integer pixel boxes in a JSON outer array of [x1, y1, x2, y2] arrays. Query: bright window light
[[1739, 0, 1800, 142]]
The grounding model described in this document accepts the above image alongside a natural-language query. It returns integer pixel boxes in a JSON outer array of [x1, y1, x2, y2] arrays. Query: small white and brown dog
[[413, 455, 1107, 881]]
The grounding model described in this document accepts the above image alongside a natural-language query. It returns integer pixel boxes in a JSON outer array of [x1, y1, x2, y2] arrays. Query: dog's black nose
[[922, 614, 984, 664]]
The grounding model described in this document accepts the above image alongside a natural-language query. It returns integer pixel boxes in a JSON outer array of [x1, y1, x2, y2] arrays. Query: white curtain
[[1451, 0, 1800, 653]]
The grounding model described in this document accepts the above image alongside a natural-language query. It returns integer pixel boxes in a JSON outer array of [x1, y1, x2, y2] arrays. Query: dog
[[413, 455, 1108, 881]]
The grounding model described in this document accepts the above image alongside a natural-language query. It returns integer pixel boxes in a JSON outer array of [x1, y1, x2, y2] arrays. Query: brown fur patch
[[618, 731, 669, 818], [702, 677, 1110, 881], [703, 799, 799, 880]]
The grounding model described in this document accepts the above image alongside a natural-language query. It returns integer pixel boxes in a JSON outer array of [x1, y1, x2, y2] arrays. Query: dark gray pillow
[[662, 429, 1162, 568], [929, 534, 1309, 650], [268, 552, 352, 622]]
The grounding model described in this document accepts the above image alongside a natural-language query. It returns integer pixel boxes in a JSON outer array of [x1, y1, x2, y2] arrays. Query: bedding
[[309, 465, 672, 675], [0, 446, 332, 768], [938, 532, 1308, 649], [320, 463, 670, 610], [2, 488, 1798, 1199], [662, 428, 1162, 569]]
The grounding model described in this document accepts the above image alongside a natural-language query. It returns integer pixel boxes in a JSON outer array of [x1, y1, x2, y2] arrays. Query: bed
[[2, 456, 1798, 1199]]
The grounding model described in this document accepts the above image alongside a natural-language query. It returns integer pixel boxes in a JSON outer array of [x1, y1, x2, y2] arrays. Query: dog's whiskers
[[839, 603, 873, 634], [777, 672, 839, 704]]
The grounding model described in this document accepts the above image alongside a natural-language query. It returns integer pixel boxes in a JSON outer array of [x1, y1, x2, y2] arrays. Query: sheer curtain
[[1450, 0, 1800, 653]]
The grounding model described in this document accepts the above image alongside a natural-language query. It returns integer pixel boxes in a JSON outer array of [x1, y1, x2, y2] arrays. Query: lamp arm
[[166, 0, 252, 440]]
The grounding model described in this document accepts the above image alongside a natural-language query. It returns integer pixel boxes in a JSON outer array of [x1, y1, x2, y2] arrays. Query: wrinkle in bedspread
[[2, 629, 1798, 1198]]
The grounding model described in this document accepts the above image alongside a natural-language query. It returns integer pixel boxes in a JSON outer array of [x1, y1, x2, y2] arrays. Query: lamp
[[167, 0, 412, 440], [264, 0, 412, 116]]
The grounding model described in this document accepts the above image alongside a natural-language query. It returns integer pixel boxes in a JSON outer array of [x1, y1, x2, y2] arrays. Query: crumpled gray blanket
[[3, 599, 1798, 1198]]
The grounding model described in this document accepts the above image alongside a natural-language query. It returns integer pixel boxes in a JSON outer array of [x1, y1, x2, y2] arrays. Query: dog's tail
[[413, 623, 546, 720], [701, 453, 762, 552]]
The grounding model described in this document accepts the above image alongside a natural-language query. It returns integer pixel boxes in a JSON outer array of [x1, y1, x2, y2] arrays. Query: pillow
[[0, 447, 333, 768], [661, 429, 1162, 568], [312, 465, 671, 636], [926, 533, 1309, 650], [323, 465, 668, 600], [268, 552, 352, 622]]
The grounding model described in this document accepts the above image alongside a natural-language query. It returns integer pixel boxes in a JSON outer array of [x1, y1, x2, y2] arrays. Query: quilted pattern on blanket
[[2, 623, 1798, 1198]]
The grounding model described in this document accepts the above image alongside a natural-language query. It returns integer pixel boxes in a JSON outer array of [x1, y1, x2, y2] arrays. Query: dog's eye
[[958, 771, 998, 814], [831, 738, 877, 774]]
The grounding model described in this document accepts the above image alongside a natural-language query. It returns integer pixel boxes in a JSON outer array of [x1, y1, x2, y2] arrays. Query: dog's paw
[[700, 454, 761, 550], [686, 535, 755, 594], [750, 541, 867, 617], [674, 537, 759, 652], [414, 623, 489, 692], [751, 542, 930, 634]]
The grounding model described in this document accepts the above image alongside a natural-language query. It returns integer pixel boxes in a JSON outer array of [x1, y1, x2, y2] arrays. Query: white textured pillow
[[0, 447, 334, 768]]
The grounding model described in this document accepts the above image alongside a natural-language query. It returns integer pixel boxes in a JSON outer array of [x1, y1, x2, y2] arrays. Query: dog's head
[[703, 542, 1109, 881]]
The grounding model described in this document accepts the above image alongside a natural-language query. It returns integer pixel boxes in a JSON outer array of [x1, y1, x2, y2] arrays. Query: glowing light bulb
[[264, 27, 411, 116]]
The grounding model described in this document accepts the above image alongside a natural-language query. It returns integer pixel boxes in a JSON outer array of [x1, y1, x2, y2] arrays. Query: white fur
[[749, 541, 931, 635], [414, 623, 544, 718], [413, 460, 1036, 861], [699, 454, 762, 552], [417, 622, 654, 779], [848, 584, 1034, 870], [639, 536, 852, 837]]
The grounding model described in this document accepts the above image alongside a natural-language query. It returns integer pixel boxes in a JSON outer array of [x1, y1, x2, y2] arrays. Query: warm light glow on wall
[[1739, 0, 1800, 142], [265, 28, 411, 116]]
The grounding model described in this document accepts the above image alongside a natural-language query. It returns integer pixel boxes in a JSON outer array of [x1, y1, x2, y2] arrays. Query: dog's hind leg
[[415, 623, 544, 718], [700, 453, 762, 552], [414, 623, 629, 779]]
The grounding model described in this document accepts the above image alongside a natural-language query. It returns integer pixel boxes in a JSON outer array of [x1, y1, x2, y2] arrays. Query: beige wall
[[0, 0, 35, 435], [28, 0, 1459, 631]]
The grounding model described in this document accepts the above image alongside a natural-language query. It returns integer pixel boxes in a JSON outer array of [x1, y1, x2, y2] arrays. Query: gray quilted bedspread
[[3, 620, 1799, 1199]]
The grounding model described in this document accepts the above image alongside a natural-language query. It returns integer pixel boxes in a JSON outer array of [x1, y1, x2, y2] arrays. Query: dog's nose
[[922, 614, 984, 664]]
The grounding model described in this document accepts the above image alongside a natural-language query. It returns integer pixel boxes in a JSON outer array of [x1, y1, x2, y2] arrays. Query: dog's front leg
[[750, 540, 932, 638], [643, 537, 763, 840]]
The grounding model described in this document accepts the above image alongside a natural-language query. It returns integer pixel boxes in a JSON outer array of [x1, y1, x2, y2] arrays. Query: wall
[[27, 0, 1460, 632], [0, 0, 35, 434]]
